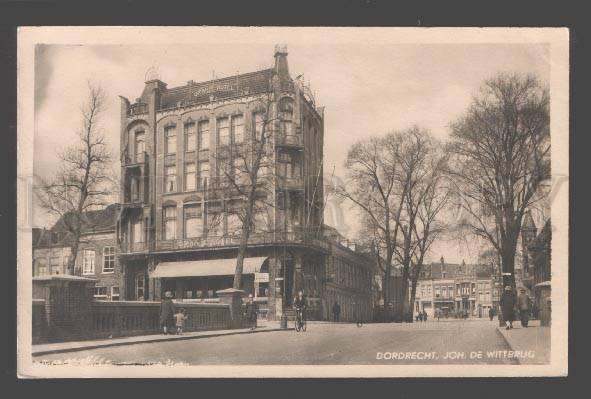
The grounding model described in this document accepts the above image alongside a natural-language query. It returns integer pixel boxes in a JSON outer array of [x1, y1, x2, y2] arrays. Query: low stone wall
[[33, 300, 233, 344]]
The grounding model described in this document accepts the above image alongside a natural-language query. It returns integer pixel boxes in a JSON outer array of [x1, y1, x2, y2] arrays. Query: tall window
[[163, 206, 177, 240], [184, 203, 203, 238], [165, 126, 176, 154], [217, 117, 230, 146], [135, 130, 145, 162], [185, 123, 196, 152], [82, 249, 95, 275], [102, 246, 115, 273], [232, 115, 244, 144], [165, 165, 177, 193], [133, 217, 143, 243], [50, 257, 60, 275], [279, 99, 293, 136], [253, 112, 264, 139], [198, 120, 209, 150], [185, 163, 196, 191], [198, 161, 209, 188]]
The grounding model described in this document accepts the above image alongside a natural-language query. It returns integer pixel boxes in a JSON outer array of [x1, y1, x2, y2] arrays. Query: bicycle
[[295, 308, 307, 332]]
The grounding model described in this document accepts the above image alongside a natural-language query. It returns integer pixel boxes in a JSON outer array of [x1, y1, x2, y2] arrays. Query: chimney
[[274, 44, 289, 78]]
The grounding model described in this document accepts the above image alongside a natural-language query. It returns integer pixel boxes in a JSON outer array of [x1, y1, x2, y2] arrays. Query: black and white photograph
[[16, 27, 569, 378]]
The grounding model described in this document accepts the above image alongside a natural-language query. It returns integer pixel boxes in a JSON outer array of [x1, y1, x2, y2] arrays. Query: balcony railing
[[123, 151, 148, 167], [277, 176, 304, 191], [128, 102, 148, 116], [276, 134, 303, 148], [120, 241, 148, 254], [155, 228, 329, 252]]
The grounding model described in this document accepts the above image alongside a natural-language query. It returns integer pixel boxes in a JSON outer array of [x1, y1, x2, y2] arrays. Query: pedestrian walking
[[488, 307, 495, 321], [517, 288, 532, 328], [422, 310, 428, 322], [244, 294, 258, 330], [174, 308, 188, 335], [160, 291, 175, 335], [332, 301, 341, 322], [500, 286, 517, 330]]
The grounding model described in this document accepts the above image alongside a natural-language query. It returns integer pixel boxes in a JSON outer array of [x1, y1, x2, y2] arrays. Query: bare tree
[[36, 83, 114, 273], [406, 147, 450, 321], [385, 128, 449, 321], [215, 93, 278, 290], [337, 134, 408, 316], [448, 73, 550, 288]]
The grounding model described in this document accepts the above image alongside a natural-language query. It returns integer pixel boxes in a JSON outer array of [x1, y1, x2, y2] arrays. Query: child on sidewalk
[[174, 308, 188, 335]]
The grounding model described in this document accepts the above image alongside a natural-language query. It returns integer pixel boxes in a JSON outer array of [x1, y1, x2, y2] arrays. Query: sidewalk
[[32, 320, 290, 357], [496, 320, 550, 364]]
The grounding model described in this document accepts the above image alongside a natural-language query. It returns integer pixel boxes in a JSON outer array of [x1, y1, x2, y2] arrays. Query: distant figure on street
[[488, 307, 495, 321], [332, 301, 341, 322], [517, 288, 532, 328], [160, 291, 175, 335], [174, 308, 188, 335], [435, 309, 441, 321], [422, 310, 428, 322], [500, 286, 517, 330], [245, 294, 258, 330]]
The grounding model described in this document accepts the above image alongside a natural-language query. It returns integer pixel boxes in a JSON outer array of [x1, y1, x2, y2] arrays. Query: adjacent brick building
[[32, 204, 124, 301]]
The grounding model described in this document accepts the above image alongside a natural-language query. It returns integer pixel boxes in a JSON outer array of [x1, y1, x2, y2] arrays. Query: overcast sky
[[33, 36, 550, 263]]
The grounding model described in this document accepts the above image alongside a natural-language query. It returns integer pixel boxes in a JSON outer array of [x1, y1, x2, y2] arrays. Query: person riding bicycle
[[294, 291, 307, 325]]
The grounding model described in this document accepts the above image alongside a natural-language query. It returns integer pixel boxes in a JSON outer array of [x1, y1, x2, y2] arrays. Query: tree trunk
[[68, 231, 82, 275], [409, 277, 419, 323]]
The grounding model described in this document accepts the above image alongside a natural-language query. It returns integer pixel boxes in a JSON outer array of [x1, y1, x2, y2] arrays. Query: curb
[[494, 327, 521, 365], [32, 327, 294, 357]]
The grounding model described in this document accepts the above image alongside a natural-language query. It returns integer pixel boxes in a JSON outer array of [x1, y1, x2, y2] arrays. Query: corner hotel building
[[117, 46, 374, 321]]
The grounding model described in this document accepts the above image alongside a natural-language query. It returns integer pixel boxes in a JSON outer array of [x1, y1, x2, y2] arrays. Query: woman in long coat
[[160, 291, 175, 334], [500, 286, 517, 330]]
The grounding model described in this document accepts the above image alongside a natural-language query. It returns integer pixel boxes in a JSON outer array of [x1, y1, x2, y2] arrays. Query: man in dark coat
[[332, 302, 341, 322], [500, 286, 517, 330], [517, 288, 532, 328], [422, 310, 428, 322], [244, 294, 258, 330], [489, 307, 495, 321], [160, 291, 175, 334]]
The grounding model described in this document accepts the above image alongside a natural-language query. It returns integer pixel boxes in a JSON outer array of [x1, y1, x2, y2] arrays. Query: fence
[[33, 300, 233, 344]]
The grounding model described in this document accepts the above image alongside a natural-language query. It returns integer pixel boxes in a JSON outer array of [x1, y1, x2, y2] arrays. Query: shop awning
[[150, 257, 268, 278]]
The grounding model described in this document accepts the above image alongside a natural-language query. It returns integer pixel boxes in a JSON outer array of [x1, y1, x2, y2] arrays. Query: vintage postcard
[[17, 27, 569, 378]]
